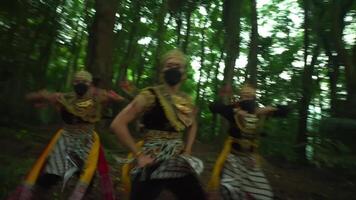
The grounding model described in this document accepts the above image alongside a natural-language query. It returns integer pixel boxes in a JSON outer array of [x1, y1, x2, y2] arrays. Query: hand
[[108, 90, 124, 101], [136, 154, 154, 168], [181, 149, 192, 156]]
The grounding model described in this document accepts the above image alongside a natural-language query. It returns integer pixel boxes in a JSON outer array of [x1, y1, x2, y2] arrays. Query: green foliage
[[0, 0, 355, 168], [259, 115, 299, 162], [308, 118, 356, 168], [311, 138, 356, 169]]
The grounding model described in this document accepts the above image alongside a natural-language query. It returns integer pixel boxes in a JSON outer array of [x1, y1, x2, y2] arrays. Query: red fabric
[[97, 145, 116, 200], [6, 185, 33, 200]]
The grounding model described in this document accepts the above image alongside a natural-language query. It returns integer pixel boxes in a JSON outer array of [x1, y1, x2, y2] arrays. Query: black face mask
[[73, 83, 89, 96], [163, 67, 182, 86], [239, 99, 256, 113]]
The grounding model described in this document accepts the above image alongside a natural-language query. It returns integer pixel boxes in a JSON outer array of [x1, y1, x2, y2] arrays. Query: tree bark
[[117, 0, 142, 83], [153, 0, 169, 83], [86, 0, 118, 89], [329, 0, 356, 118], [246, 0, 258, 88], [222, 0, 242, 96]]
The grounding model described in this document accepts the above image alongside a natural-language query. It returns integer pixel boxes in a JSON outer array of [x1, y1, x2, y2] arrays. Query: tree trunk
[[211, 51, 225, 136], [176, 12, 182, 46], [222, 0, 242, 95], [195, 17, 208, 106], [330, 0, 356, 118], [65, 0, 90, 89], [246, 0, 258, 88], [154, 0, 169, 83], [86, 0, 118, 89], [297, 46, 320, 164], [296, 0, 312, 164], [181, 9, 192, 53], [117, 0, 142, 83]]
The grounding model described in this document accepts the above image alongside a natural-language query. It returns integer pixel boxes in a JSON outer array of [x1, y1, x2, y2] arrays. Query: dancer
[[10, 70, 124, 200], [208, 84, 289, 200], [111, 49, 206, 200]]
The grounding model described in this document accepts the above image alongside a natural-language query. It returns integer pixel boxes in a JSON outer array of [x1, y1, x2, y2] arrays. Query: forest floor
[[0, 124, 355, 200]]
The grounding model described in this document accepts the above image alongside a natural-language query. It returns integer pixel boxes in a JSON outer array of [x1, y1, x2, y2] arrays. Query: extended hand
[[256, 106, 277, 115], [181, 149, 192, 156], [108, 90, 125, 101]]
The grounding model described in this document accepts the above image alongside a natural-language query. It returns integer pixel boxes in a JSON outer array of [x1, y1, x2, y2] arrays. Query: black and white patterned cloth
[[131, 137, 203, 181], [220, 153, 273, 200], [44, 125, 95, 187]]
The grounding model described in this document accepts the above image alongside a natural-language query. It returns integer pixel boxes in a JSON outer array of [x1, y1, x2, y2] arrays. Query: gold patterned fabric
[[136, 85, 195, 132], [57, 92, 102, 123], [133, 89, 156, 111], [152, 85, 194, 131], [73, 70, 93, 82]]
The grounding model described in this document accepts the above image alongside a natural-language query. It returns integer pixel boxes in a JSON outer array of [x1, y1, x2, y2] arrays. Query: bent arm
[[110, 98, 144, 156], [183, 119, 198, 155]]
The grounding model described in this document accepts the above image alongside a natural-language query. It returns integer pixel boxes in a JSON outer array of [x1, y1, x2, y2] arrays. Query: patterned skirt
[[220, 153, 273, 200], [130, 130, 204, 181], [44, 124, 95, 185]]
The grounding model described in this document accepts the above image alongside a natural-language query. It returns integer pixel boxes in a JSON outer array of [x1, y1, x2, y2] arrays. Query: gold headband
[[73, 70, 93, 82], [160, 49, 187, 68], [240, 84, 256, 97]]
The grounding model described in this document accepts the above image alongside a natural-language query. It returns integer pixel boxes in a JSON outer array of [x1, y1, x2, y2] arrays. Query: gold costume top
[[134, 85, 195, 132], [57, 91, 103, 124]]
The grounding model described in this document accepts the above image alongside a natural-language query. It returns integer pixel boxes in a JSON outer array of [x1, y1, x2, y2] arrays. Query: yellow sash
[[207, 137, 233, 190], [121, 140, 144, 195]]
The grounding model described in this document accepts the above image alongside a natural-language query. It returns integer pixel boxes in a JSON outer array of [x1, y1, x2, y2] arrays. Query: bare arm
[[26, 90, 61, 107], [106, 90, 125, 102], [110, 100, 143, 156], [183, 119, 198, 155], [256, 106, 277, 116], [110, 97, 154, 167]]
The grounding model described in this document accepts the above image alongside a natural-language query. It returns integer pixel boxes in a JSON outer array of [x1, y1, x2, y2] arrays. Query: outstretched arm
[[26, 90, 61, 107], [256, 105, 290, 117], [256, 106, 277, 116]]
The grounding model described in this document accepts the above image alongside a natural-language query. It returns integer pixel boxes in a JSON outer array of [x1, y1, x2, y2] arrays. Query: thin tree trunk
[[195, 17, 208, 106], [330, 0, 356, 117], [154, 0, 169, 83], [222, 0, 242, 99], [211, 51, 225, 136], [176, 12, 182, 46], [182, 9, 192, 53], [117, 0, 142, 83], [246, 0, 258, 88], [297, 45, 320, 164], [296, 0, 312, 164]]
